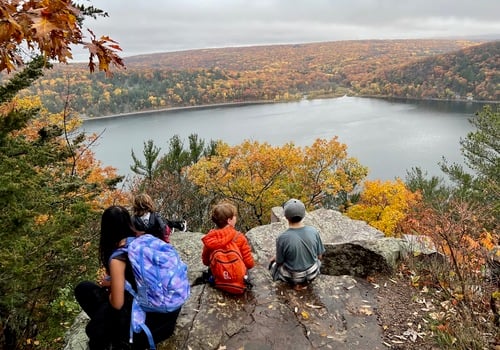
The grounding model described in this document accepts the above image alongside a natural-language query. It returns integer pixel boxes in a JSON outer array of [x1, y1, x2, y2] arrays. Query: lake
[[81, 97, 486, 183]]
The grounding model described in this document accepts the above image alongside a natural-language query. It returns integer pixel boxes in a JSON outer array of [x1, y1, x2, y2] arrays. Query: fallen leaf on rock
[[403, 329, 418, 342], [359, 306, 373, 315], [305, 303, 322, 309], [301, 310, 310, 319], [428, 311, 445, 320]]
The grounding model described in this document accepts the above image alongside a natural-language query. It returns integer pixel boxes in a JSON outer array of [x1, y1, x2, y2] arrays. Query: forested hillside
[[15, 39, 497, 118], [367, 41, 499, 101]]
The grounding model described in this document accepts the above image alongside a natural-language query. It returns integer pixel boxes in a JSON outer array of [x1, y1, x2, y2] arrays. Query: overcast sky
[[73, 0, 500, 60]]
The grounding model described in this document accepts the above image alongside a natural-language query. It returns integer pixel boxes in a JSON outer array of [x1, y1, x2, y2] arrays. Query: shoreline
[[81, 100, 277, 121], [81, 96, 497, 122]]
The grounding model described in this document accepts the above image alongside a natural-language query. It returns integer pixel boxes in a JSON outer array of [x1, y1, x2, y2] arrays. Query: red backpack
[[209, 236, 248, 295]]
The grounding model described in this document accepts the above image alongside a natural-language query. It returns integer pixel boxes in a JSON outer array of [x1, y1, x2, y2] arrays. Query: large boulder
[[64, 207, 430, 350]]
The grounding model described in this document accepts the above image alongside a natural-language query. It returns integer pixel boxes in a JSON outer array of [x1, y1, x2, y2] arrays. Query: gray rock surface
[[65, 207, 430, 350]]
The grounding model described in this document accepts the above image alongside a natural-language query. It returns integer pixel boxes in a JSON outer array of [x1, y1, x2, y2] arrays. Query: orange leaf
[[31, 17, 59, 39]]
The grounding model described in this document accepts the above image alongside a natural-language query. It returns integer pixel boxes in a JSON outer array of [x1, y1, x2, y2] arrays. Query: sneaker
[[180, 220, 187, 232], [192, 276, 205, 286], [244, 275, 253, 290], [168, 220, 187, 232]]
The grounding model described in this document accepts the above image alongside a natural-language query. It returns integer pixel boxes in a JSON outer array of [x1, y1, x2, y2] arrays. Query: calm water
[[81, 97, 486, 182]]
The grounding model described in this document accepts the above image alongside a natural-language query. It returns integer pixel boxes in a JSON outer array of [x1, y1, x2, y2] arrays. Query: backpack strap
[[129, 295, 156, 350]]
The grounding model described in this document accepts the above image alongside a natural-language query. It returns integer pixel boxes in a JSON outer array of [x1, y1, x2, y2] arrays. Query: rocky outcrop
[[64, 207, 433, 350]]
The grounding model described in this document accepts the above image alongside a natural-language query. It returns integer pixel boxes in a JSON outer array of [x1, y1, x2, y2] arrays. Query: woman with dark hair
[[74, 206, 182, 350]]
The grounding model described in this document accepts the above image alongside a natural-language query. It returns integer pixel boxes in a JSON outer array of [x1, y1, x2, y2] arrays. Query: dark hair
[[99, 205, 137, 272], [211, 202, 237, 228], [287, 216, 303, 224]]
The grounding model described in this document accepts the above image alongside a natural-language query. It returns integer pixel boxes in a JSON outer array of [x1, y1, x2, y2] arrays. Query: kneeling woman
[[74, 206, 182, 350]]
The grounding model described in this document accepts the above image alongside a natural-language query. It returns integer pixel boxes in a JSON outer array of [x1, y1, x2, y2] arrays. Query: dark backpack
[[110, 234, 190, 349], [209, 235, 248, 295], [133, 212, 166, 240]]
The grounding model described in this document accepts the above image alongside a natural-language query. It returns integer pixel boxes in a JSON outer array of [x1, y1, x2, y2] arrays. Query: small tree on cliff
[[440, 105, 499, 227]]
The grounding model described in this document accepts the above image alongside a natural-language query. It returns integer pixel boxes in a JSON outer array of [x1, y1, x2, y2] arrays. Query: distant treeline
[[20, 39, 499, 117]]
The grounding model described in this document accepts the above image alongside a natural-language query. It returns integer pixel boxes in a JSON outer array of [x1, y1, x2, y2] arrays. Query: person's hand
[[99, 275, 111, 287]]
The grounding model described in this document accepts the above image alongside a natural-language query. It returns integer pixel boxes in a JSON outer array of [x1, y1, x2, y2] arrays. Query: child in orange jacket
[[201, 201, 255, 294]]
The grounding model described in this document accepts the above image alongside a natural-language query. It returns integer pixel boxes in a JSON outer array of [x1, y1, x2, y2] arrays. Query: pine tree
[[441, 105, 499, 226], [0, 57, 105, 348]]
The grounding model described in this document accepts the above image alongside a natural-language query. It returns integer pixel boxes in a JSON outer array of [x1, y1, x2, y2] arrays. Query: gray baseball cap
[[283, 198, 306, 220]]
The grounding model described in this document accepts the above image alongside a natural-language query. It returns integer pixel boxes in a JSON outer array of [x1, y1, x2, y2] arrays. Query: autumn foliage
[[391, 106, 499, 348], [188, 138, 367, 230], [13, 95, 127, 208], [0, 93, 126, 348], [0, 2, 126, 348], [0, 0, 124, 74], [20, 39, 498, 118], [346, 178, 421, 236]]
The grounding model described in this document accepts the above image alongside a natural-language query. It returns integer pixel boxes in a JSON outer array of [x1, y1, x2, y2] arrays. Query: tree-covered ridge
[[122, 39, 477, 71], [367, 41, 500, 101], [17, 39, 496, 118]]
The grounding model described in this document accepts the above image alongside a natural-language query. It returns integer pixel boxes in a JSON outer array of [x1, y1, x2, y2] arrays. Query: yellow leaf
[[411, 275, 420, 287]]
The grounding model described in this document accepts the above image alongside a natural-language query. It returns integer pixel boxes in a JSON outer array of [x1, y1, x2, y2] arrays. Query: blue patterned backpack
[[111, 234, 190, 349]]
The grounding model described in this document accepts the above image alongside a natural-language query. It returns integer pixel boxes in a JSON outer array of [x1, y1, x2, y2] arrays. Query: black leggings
[[74, 281, 181, 350]]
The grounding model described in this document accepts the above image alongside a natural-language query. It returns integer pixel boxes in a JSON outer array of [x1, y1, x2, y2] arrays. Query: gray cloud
[[72, 0, 500, 60]]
